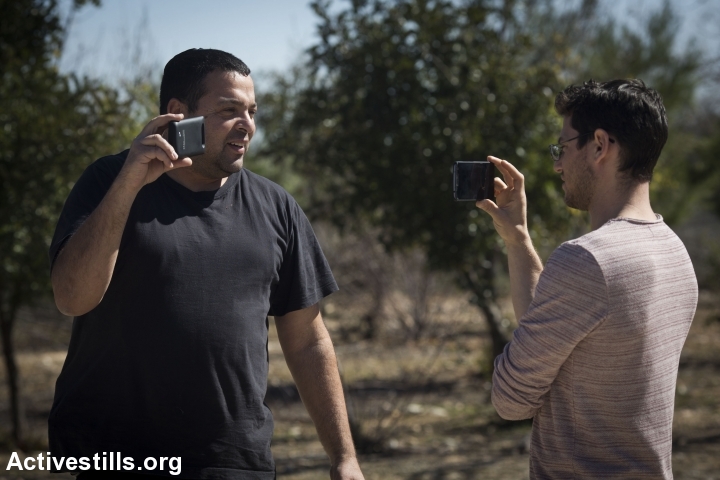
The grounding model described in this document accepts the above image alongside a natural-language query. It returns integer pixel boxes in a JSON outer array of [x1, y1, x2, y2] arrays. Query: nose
[[553, 157, 562, 174], [234, 112, 254, 136]]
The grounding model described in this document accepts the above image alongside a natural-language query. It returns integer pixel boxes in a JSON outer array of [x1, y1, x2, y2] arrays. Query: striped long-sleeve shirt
[[492, 216, 698, 479]]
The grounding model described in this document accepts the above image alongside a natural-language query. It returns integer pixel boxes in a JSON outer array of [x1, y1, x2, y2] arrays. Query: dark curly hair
[[160, 48, 251, 115], [554, 79, 668, 182]]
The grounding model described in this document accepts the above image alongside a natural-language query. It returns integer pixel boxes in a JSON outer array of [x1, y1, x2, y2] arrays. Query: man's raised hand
[[476, 155, 531, 246], [118, 113, 193, 192]]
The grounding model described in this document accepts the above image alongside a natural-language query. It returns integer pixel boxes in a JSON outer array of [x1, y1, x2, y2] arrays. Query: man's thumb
[[476, 199, 499, 217]]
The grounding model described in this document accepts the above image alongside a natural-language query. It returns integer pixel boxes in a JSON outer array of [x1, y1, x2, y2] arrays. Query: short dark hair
[[159, 48, 251, 115], [554, 79, 668, 182]]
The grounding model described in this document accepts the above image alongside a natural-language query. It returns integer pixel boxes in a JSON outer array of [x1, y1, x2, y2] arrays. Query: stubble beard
[[191, 147, 245, 180], [563, 158, 595, 211], [213, 152, 244, 175]]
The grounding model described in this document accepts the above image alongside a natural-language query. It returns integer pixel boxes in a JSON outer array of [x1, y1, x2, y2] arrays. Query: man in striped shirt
[[477, 79, 698, 479]]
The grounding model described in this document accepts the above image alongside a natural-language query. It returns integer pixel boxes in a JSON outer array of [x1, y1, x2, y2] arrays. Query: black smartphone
[[453, 161, 495, 201], [168, 116, 205, 157]]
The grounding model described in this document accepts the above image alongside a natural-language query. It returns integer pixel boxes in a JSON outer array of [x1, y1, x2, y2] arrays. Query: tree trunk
[[359, 232, 387, 341], [409, 267, 431, 341], [0, 302, 25, 447], [462, 249, 510, 371], [476, 300, 508, 360], [361, 271, 385, 340]]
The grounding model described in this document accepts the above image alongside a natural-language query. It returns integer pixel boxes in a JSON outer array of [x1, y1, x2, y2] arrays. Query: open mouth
[[227, 142, 245, 152]]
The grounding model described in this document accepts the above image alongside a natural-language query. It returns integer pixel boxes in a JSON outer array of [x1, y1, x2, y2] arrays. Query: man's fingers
[[140, 113, 184, 137], [135, 143, 174, 170], [173, 157, 193, 169], [156, 154, 192, 172], [488, 155, 525, 190], [487, 156, 514, 189], [476, 198, 501, 218], [139, 134, 178, 166], [493, 177, 510, 199], [152, 145, 174, 170], [139, 113, 184, 137]]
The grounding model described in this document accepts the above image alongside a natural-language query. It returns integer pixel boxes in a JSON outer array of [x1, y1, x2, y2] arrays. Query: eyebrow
[[216, 97, 258, 109]]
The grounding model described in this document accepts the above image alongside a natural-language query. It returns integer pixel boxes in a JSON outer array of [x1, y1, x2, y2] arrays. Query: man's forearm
[[505, 236, 544, 320], [51, 174, 139, 316], [474, 156, 543, 320], [52, 112, 192, 317], [284, 335, 356, 465]]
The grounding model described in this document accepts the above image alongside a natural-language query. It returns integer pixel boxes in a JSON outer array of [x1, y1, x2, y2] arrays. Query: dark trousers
[[77, 472, 165, 480]]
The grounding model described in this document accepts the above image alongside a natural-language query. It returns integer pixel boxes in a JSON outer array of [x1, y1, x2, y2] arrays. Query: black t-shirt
[[48, 150, 338, 479]]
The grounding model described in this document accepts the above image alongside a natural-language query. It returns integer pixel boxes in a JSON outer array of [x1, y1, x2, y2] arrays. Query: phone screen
[[453, 161, 494, 201]]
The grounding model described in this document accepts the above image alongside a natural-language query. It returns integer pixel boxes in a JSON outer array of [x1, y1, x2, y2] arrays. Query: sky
[[58, 0, 322, 81], [58, 0, 719, 84]]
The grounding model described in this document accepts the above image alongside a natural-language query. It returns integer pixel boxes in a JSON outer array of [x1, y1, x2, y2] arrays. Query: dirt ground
[[1, 291, 719, 480]]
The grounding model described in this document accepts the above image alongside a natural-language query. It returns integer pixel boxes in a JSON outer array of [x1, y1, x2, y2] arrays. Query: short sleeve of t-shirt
[[268, 198, 338, 317], [48, 153, 125, 270]]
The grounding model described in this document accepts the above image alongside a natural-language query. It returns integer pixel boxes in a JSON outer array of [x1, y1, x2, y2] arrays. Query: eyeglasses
[[548, 132, 594, 162]]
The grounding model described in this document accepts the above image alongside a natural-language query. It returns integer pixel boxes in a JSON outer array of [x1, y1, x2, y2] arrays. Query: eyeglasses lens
[[549, 144, 561, 161]]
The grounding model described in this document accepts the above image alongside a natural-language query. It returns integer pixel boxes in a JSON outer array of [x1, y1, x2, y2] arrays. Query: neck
[[588, 179, 656, 230], [166, 167, 228, 192]]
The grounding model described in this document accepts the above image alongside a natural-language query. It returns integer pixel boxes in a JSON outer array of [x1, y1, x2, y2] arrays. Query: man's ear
[[591, 128, 615, 165], [166, 98, 189, 116]]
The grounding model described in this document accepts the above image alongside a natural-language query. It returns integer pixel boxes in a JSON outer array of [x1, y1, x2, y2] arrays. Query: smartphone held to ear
[[453, 161, 495, 201], [168, 117, 205, 157]]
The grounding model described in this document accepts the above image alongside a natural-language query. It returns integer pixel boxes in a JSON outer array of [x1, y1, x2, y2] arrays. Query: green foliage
[[260, 0, 579, 277], [572, 1, 700, 111], [653, 110, 716, 223], [699, 117, 720, 217], [256, 0, 605, 359], [0, 73, 130, 305], [256, 0, 717, 359], [0, 0, 139, 444], [0, 0, 133, 311], [0, 0, 99, 74], [679, 111, 720, 217], [252, 69, 315, 203]]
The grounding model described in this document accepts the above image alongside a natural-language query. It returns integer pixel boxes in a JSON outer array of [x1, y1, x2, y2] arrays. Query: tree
[[0, 0, 134, 446], [259, 0, 584, 358], [258, 0, 709, 359]]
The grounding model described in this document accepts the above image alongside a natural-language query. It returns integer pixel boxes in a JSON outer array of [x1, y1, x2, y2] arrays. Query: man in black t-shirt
[[49, 49, 364, 480]]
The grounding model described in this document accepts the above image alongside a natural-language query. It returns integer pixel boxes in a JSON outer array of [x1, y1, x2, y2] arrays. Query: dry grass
[[1, 291, 719, 479]]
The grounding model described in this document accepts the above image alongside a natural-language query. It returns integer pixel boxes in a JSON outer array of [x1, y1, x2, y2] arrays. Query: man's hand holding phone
[[51, 113, 195, 317], [477, 155, 543, 320], [476, 156, 531, 247], [118, 113, 193, 193]]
